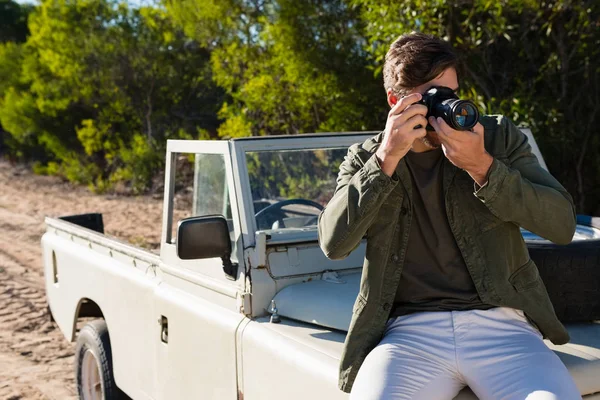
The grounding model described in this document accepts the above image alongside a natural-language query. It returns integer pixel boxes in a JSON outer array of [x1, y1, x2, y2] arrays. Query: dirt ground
[[0, 160, 167, 399]]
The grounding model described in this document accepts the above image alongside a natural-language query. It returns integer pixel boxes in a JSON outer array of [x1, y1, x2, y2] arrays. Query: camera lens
[[454, 102, 478, 128], [442, 100, 479, 130]]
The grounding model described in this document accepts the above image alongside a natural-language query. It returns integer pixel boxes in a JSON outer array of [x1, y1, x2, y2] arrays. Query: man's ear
[[387, 89, 397, 107]]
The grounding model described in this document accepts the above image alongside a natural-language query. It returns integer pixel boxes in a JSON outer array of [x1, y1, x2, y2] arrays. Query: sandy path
[[0, 160, 168, 399]]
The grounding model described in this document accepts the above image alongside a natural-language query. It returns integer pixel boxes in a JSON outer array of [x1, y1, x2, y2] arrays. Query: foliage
[[0, 0, 32, 43], [0, 0, 223, 193], [165, 0, 387, 138], [351, 0, 600, 213], [0, 0, 598, 214], [0, 0, 33, 154]]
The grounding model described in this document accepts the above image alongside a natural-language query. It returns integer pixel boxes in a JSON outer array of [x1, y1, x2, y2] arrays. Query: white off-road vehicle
[[43, 130, 600, 399]]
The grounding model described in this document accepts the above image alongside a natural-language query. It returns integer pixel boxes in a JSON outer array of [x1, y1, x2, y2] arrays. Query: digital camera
[[417, 86, 479, 131]]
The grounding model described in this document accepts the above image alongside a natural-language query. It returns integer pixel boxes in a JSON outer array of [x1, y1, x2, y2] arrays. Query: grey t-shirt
[[390, 147, 495, 318]]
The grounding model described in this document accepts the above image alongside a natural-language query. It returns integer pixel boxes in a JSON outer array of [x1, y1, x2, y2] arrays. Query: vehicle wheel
[[75, 320, 123, 400], [526, 216, 600, 322]]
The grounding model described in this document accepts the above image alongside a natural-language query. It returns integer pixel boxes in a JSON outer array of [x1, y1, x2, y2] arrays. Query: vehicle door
[[154, 140, 248, 399]]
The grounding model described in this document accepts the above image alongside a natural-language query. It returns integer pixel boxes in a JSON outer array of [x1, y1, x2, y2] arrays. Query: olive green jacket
[[317, 115, 576, 394]]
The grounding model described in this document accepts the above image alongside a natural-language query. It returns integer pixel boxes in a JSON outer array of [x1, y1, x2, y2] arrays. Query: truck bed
[[43, 214, 161, 336], [42, 214, 162, 396], [47, 214, 160, 266]]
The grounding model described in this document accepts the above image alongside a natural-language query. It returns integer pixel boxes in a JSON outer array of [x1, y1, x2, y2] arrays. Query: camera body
[[416, 86, 479, 131]]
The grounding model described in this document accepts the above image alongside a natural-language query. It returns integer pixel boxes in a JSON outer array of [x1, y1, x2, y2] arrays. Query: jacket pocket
[[352, 293, 367, 316], [508, 259, 541, 292]]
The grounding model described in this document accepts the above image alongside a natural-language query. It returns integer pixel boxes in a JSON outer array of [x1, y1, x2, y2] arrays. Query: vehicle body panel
[[154, 281, 243, 399], [43, 218, 159, 399], [241, 317, 347, 400]]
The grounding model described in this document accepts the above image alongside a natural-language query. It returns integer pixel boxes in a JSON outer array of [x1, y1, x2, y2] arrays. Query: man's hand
[[429, 116, 493, 186], [376, 93, 428, 177]]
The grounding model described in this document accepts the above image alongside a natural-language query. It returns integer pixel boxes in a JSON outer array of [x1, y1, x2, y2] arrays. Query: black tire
[[75, 320, 124, 400], [526, 215, 600, 322]]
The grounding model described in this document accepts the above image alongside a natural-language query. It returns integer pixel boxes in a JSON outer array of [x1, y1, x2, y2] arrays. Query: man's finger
[[441, 143, 453, 160], [435, 117, 470, 142], [396, 104, 428, 124], [430, 118, 453, 148], [436, 117, 456, 137], [389, 92, 422, 116], [428, 116, 447, 138], [403, 114, 428, 131], [435, 129, 452, 147], [472, 122, 484, 136], [412, 128, 427, 139]]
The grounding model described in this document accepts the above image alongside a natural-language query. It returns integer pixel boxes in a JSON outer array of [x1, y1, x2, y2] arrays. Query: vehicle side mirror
[[176, 215, 237, 280]]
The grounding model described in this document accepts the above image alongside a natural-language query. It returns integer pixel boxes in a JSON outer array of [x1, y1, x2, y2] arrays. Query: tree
[[0, 0, 224, 192], [165, 0, 387, 138], [350, 0, 600, 214], [0, 0, 32, 43], [0, 0, 33, 155]]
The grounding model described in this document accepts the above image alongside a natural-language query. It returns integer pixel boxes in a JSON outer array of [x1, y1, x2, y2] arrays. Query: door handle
[[158, 316, 168, 343]]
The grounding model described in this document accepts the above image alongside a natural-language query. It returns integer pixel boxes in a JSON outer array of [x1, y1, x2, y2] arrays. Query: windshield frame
[[232, 132, 377, 246]]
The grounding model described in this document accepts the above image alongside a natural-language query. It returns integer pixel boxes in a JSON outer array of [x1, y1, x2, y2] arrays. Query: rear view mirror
[[176, 215, 237, 280], [177, 215, 230, 260]]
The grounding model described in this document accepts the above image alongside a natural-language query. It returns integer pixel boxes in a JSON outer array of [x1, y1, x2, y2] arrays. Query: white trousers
[[349, 307, 581, 400]]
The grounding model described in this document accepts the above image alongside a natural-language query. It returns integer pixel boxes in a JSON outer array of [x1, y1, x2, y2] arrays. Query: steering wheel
[[255, 198, 324, 230]]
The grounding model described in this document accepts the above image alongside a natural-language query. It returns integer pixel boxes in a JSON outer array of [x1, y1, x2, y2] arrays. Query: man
[[317, 32, 581, 399]]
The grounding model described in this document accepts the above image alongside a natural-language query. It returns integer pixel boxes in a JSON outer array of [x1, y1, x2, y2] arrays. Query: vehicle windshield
[[245, 147, 600, 244], [246, 148, 347, 232]]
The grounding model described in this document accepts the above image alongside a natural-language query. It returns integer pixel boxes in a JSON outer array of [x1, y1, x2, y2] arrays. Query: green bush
[[0, 0, 597, 215]]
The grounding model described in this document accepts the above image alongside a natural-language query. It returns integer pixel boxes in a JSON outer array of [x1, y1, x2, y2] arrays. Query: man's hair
[[383, 32, 458, 97]]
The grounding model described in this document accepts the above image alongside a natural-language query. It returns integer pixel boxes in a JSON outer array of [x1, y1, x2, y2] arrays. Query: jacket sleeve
[[474, 117, 576, 245], [318, 144, 400, 259]]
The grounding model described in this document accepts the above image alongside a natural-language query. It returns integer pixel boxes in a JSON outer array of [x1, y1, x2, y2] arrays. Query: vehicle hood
[[271, 272, 360, 332]]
